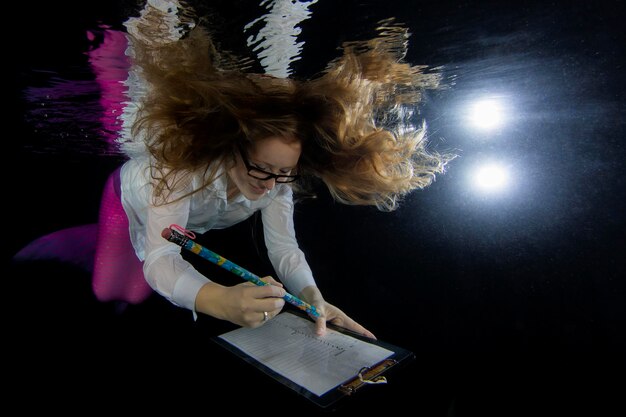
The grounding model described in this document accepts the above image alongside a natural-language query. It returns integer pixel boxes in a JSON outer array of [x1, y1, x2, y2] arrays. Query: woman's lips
[[250, 183, 266, 194]]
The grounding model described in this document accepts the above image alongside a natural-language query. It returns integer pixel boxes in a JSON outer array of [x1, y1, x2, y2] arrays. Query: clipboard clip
[[338, 359, 396, 395]]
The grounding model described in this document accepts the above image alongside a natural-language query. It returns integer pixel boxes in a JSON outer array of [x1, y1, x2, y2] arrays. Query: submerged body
[[15, 0, 451, 339]]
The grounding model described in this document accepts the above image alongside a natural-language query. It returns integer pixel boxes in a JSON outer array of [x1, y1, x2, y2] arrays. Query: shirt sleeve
[[261, 186, 316, 296], [143, 190, 210, 318]]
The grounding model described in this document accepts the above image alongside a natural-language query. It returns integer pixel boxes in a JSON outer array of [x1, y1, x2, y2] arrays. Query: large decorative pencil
[[161, 225, 320, 318]]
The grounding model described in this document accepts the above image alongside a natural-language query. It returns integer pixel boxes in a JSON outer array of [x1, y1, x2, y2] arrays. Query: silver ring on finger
[[263, 311, 269, 322]]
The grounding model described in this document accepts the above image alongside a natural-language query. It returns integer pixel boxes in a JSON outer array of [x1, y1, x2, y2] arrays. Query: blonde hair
[[122, 5, 454, 210]]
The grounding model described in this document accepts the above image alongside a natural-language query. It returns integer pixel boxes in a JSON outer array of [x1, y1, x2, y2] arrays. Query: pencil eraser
[[161, 228, 172, 240]]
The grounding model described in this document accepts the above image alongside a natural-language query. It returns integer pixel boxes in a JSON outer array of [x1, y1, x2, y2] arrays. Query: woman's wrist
[[195, 281, 228, 319]]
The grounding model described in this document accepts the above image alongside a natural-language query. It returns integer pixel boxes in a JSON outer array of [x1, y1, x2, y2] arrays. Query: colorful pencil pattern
[[163, 226, 320, 318]]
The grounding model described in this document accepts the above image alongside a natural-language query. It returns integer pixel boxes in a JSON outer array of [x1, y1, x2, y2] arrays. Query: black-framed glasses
[[239, 147, 300, 183]]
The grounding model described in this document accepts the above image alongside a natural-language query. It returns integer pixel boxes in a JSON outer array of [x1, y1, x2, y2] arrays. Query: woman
[[89, 0, 452, 338]]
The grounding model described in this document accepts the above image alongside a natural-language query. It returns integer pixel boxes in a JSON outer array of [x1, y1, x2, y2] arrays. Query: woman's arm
[[142, 186, 285, 326], [261, 185, 376, 338]]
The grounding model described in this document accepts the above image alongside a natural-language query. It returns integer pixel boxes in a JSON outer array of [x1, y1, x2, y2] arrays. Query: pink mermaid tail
[[13, 167, 153, 305], [92, 167, 152, 304]]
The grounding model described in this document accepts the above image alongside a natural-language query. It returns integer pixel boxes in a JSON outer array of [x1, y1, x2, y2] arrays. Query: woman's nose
[[262, 177, 276, 190]]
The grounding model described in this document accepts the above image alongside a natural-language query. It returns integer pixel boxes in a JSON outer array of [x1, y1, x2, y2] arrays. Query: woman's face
[[228, 136, 301, 200]]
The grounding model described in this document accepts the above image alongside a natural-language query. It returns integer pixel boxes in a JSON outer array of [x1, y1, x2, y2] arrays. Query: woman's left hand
[[299, 286, 376, 339]]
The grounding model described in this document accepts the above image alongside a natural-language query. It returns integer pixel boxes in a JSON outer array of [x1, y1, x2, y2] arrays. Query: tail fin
[[13, 224, 98, 272]]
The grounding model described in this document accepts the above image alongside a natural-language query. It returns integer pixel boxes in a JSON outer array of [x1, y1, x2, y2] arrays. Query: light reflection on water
[[23, 25, 129, 155]]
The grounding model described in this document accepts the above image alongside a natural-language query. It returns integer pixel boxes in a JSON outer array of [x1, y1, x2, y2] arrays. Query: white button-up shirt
[[119, 157, 316, 315]]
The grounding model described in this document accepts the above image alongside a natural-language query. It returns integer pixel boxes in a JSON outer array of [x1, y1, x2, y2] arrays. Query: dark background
[[9, 0, 625, 415]]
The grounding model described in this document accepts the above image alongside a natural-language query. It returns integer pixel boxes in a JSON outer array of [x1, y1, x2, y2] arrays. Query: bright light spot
[[473, 163, 509, 192], [469, 99, 505, 129]]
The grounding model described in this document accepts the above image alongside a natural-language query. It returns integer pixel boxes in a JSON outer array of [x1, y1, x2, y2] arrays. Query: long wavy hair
[[121, 4, 454, 211]]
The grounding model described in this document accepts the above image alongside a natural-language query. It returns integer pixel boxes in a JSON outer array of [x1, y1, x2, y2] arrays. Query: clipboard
[[212, 309, 415, 408]]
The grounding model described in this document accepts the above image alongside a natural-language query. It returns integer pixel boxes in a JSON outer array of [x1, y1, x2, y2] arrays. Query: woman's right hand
[[195, 276, 286, 327]]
